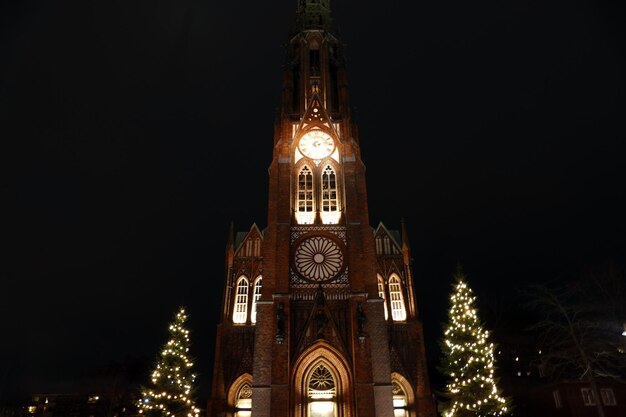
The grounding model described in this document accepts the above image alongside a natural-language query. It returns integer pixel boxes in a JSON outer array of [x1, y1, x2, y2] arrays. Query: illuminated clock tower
[[209, 2, 436, 417]]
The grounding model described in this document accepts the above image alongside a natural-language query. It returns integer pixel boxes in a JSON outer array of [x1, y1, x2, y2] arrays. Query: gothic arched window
[[320, 165, 340, 224], [388, 274, 407, 321], [307, 363, 337, 417], [233, 276, 249, 324], [251, 277, 262, 324], [383, 236, 391, 254], [234, 382, 252, 417], [377, 274, 388, 321], [392, 380, 408, 417], [296, 166, 315, 224]]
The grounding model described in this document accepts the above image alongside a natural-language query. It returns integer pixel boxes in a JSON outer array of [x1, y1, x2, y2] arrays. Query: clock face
[[298, 130, 335, 160], [294, 236, 344, 282]]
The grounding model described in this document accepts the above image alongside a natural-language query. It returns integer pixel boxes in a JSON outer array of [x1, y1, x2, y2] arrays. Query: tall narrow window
[[251, 277, 262, 324], [320, 165, 340, 224], [392, 381, 408, 417], [296, 166, 315, 224], [601, 388, 616, 406], [388, 275, 407, 321], [383, 236, 391, 254], [310, 49, 320, 77], [308, 364, 337, 417], [378, 274, 388, 321], [234, 382, 252, 417], [233, 277, 249, 324], [329, 63, 339, 112], [581, 388, 596, 406]]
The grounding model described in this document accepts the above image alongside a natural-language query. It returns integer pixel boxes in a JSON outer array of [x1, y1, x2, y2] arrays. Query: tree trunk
[[587, 376, 605, 417]]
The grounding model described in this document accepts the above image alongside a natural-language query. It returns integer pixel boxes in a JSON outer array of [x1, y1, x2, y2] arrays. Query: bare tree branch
[[523, 263, 626, 417]]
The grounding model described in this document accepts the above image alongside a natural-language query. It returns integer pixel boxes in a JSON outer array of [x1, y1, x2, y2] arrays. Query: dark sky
[[2, 0, 625, 406]]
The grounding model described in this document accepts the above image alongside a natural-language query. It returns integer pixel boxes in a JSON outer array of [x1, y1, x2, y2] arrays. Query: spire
[[296, 0, 333, 32], [400, 217, 411, 251], [226, 221, 235, 251]]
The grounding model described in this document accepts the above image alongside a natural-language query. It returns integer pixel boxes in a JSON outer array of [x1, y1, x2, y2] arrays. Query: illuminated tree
[[138, 307, 200, 417], [439, 271, 510, 417]]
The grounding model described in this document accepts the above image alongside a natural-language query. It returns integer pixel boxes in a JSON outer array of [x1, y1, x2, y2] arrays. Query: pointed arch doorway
[[307, 363, 337, 417], [293, 342, 353, 417]]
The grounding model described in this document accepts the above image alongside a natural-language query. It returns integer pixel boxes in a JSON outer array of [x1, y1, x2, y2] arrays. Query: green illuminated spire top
[[296, 0, 333, 31]]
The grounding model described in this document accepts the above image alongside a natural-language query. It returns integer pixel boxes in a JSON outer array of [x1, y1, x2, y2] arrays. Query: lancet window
[[377, 274, 388, 321], [307, 363, 337, 417], [320, 165, 340, 224], [251, 277, 262, 324], [234, 382, 252, 417], [296, 166, 315, 224], [376, 236, 399, 255], [384, 236, 391, 254], [233, 276, 249, 324], [388, 274, 407, 321], [241, 238, 260, 257], [392, 380, 408, 417]]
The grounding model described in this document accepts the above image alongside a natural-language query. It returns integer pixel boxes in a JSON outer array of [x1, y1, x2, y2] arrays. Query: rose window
[[294, 236, 344, 282]]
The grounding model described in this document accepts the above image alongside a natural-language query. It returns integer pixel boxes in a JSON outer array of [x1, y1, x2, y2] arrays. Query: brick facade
[[209, 2, 436, 417]]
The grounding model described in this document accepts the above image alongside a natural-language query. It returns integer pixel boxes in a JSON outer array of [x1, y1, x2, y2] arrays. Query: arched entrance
[[227, 373, 253, 417], [293, 342, 353, 417], [390, 373, 415, 417], [307, 362, 337, 417]]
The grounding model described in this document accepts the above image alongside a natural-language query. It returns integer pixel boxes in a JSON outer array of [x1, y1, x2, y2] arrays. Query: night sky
[[2, 0, 625, 406]]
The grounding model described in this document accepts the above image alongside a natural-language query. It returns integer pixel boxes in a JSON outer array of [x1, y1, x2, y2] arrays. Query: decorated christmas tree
[[138, 307, 201, 417], [439, 271, 510, 417]]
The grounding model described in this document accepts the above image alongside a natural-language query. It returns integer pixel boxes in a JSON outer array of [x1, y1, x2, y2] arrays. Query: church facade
[[209, 2, 436, 417]]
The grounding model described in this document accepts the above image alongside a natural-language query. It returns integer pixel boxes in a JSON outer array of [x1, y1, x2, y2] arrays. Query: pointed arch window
[[233, 277, 249, 324], [377, 274, 388, 321], [392, 381, 408, 417], [307, 363, 337, 417], [388, 274, 407, 321], [384, 236, 391, 254], [320, 165, 340, 224], [296, 166, 315, 224], [234, 382, 252, 417], [251, 277, 262, 324], [253, 238, 261, 257]]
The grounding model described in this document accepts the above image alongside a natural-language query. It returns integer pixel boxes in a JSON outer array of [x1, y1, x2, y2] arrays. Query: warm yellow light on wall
[[309, 401, 334, 417], [296, 212, 316, 224], [320, 211, 341, 224]]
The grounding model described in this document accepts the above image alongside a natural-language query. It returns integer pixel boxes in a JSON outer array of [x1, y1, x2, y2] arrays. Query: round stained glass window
[[294, 236, 344, 282]]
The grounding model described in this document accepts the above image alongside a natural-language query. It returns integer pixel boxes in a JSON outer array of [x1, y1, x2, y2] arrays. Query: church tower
[[209, 2, 436, 417]]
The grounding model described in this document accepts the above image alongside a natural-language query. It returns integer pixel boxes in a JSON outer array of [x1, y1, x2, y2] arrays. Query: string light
[[138, 307, 201, 417], [441, 276, 510, 416]]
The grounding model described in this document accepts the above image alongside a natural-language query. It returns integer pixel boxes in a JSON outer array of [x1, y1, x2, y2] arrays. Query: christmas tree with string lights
[[138, 307, 201, 417], [439, 271, 511, 417]]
